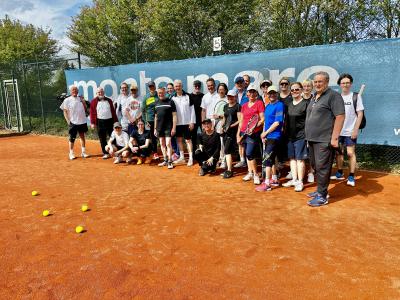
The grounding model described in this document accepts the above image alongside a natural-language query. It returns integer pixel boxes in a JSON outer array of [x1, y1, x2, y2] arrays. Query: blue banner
[[65, 38, 400, 146]]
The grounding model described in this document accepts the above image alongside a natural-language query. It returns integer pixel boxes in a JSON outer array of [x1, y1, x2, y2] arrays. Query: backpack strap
[[352, 92, 358, 114]]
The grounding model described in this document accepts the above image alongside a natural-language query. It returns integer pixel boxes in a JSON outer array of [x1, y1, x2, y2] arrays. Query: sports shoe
[[255, 182, 272, 192], [136, 158, 143, 165], [347, 176, 355, 187], [270, 179, 280, 187], [102, 154, 110, 159], [234, 161, 247, 168], [308, 195, 329, 207], [242, 172, 253, 181], [199, 168, 205, 176], [173, 156, 186, 165], [294, 181, 304, 192], [307, 191, 330, 199], [285, 171, 293, 179], [152, 153, 160, 160], [282, 180, 296, 187], [69, 152, 76, 160], [126, 158, 133, 164], [114, 156, 122, 164], [223, 170, 233, 179], [167, 161, 174, 169], [187, 158, 193, 167], [219, 161, 227, 169], [158, 160, 168, 167], [81, 152, 90, 158], [253, 174, 261, 185], [172, 153, 179, 161], [330, 171, 344, 180], [307, 172, 315, 183]]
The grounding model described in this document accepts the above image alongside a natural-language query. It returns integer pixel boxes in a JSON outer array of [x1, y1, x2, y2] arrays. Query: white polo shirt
[[201, 91, 218, 119], [60, 96, 87, 125]]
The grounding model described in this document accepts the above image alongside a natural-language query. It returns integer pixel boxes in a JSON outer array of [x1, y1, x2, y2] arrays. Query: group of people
[[60, 71, 364, 207]]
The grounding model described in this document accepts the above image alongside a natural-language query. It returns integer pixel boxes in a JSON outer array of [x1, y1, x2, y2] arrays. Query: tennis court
[[0, 135, 399, 299]]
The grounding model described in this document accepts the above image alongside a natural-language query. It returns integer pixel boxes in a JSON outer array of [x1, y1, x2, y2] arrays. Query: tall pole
[[36, 58, 46, 133]]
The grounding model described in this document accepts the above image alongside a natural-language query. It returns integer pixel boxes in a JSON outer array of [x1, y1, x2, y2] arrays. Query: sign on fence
[[65, 39, 400, 146]]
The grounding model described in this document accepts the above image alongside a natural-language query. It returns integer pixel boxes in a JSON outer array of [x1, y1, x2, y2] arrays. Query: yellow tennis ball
[[81, 205, 89, 212], [75, 226, 84, 233], [31, 191, 39, 196], [42, 210, 50, 217]]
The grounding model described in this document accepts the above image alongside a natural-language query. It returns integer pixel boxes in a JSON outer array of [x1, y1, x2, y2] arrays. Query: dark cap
[[193, 80, 202, 87], [147, 81, 156, 87], [202, 118, 212, 124], [260, 79, 272, 87], [235, 76, 244, 84]]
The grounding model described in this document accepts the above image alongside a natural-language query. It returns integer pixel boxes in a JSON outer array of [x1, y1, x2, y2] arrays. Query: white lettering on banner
[[394, 128, 400, 136], [100, 80, 118, 99], [297, 66, 339, 86], [70, 65, 339, 100]]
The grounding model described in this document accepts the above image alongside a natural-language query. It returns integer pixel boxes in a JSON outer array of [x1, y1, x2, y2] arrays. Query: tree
[[0, 16, 59, 64], [68, 0, 143, 66]]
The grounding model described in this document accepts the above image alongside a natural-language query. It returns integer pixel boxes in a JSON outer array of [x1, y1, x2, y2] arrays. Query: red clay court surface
[[0, 135, 399, 299]]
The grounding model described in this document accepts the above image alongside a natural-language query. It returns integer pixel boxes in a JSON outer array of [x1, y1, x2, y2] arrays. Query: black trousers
[[97, 118, 114, 154], [147, 121, 158, 152], [308, 141, 335, 198], [191, 124, 200, 157], [194, 149, 218, 172]]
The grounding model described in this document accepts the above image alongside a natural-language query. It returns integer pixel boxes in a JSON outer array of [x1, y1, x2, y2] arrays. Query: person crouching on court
[[195, 119, 221, 176], [60, 85, 90, 160], [105, 122, 130, 164], [256, 86, 284, 192], [90, 87, 118, 159], [128, 119, 152, 165]]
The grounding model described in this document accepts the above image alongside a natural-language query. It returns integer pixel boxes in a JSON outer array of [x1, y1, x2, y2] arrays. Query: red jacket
[[90, 97, 118, 125]]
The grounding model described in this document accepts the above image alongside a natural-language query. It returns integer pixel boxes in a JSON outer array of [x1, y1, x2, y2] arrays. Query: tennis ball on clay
[[42, 210, 50, 217], [81, 204, 89, 212], [75, 226, 84, 233], [31, 191, 39, 196]]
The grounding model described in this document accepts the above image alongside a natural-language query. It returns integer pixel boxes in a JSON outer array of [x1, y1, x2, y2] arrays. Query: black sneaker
[[223, 170, 233, 178], [199, 168, 205, 176]]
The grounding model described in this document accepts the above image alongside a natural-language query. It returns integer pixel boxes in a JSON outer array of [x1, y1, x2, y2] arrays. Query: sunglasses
[[291, 88, 301, 92], [280, 82, 289, 86]]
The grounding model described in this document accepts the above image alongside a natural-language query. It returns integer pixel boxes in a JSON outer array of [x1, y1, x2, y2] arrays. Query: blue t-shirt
[[264, 101, 284, 140]]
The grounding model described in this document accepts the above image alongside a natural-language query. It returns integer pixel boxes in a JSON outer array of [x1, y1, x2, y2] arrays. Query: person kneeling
[[195, 119, 221, 176], [128, 120, 152, 165], [105, 122, 130, 164]]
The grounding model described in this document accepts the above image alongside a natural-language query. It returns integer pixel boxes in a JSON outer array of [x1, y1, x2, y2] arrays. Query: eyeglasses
[[280, 82, 289, 86], [291, 88, 301, 92]]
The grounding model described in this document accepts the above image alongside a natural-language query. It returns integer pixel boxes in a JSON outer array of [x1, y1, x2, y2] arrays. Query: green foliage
[[0, 16, 59, 65]]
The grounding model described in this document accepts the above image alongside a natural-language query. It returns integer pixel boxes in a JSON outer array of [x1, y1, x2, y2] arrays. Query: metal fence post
[[36, 59, 46, 133], [21, 63, 32, 131]]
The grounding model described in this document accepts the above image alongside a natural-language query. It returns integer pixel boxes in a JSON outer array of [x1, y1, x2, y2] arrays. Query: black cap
[[193, 80, 202, 87], [147, 81, 155, 87], [202, 118, 212, 124]]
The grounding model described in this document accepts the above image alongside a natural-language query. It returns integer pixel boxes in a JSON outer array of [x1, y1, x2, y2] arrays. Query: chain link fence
[[0, 57, 399, 173]]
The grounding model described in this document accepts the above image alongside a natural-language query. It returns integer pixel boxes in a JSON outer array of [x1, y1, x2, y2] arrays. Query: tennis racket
[[223, 114, 233, 133], [214, 100, 227, 134], [238, 114, 259, 143]]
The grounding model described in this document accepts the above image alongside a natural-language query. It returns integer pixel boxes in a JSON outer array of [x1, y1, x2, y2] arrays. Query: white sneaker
[[102, 154, 110, 159], [285, 171, 293, 179], [158, 160, 168, 167], [242, 172, 253, 181], [81, 152, 90, 158], [187, 158, 193, 167], [219, 161, 227, 169], [253, 174, 261, 185], [307, 172, 315, 183], [173, 157, 186, 165], [294, 181, 304, 192], [282, 180, 296, 187], [113, 156, 122, 164], [69, 153, 76, 160], [234, 161, 247, 168]]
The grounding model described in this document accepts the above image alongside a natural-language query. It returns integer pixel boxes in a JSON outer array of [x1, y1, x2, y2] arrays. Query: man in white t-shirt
[[330, 74, 364, 187], [122, 84, 142, 134], [201, 78, 218, 122], [114, 82, 130, 122], [60, 86, 90, 160], [105, 122, 130, 164]]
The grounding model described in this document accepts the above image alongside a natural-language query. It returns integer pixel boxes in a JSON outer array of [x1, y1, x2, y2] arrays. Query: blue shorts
[[339, 136, 357, 147], [287, 139, 308, 160], [263, 139, 279, 167], [241, 132, 261, 161]]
